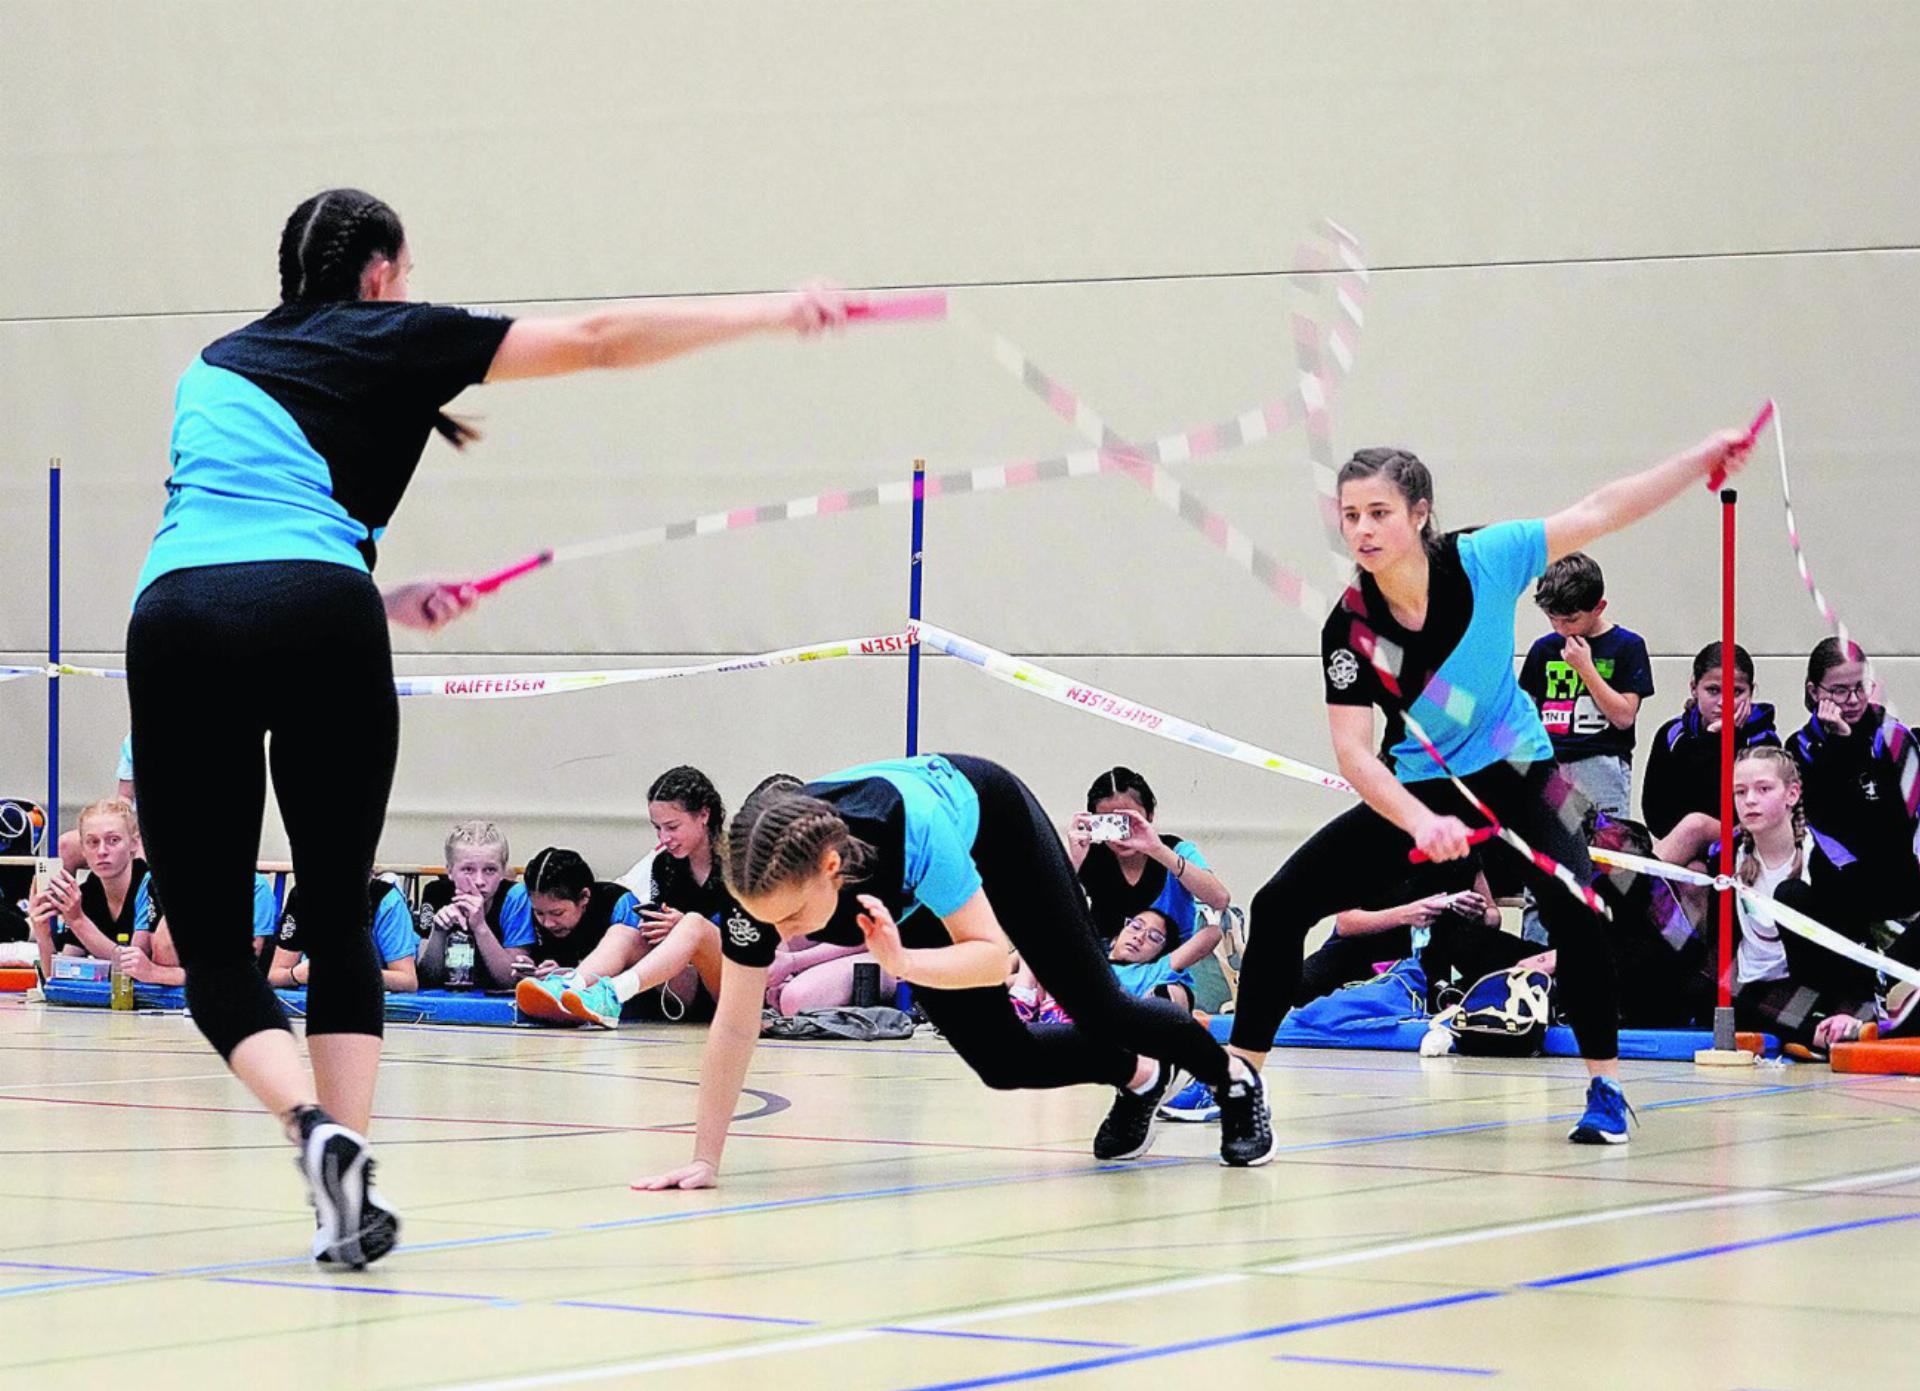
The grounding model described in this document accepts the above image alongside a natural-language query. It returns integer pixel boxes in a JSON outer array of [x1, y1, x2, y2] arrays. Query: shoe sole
[[515, 977, 577, 1024], [559, 989, 619, 1029], [1158, 1109, 1222, 1124], [302, 1125, 402, 1269], [1567, 1126, 1630, 1146]]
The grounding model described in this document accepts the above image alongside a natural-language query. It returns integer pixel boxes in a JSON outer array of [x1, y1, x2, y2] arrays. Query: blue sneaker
[[561, 976, 623, 1029], [1568, 1076, 1636, 1145], [1158, 1077, 1221, 1123]]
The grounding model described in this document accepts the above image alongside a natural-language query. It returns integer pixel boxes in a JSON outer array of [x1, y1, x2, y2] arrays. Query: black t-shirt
[[1789, 706, 1920, 918], [1320, 534, 1475, 765], [1077, 833, 1186, 943], [422, 877, 519, 934], [1642, 703, 1782, 838], [1518, 626, 1655, 761], [641, 853, 741, 927], [719, 778, 954, 970], [61, 859, 154, 951], [199, 300, 512, 566], [533, 881, 635, 971], [278, 879, 405, 957]]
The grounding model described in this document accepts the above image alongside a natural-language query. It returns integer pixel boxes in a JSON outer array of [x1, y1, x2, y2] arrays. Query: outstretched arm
[[631, 956, 768, 1191], [1545, 429, 1752, 563], [485, 287, 845, 382]]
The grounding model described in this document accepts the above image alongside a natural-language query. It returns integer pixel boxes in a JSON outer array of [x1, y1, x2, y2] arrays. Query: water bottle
[[110, 931, 135, 1011], [446, 924, 476, 989]]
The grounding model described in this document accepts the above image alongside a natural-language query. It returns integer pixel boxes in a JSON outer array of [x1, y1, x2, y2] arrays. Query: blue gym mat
[[42, 980, 521, 1026], [1202, 1012, 1779, 1059]]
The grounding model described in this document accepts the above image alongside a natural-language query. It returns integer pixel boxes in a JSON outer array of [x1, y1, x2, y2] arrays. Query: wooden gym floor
[[3, 997, 1917, 1390]]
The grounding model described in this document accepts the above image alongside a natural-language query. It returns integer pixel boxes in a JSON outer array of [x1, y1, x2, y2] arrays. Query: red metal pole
[[1715, 488, 1739, 1046]]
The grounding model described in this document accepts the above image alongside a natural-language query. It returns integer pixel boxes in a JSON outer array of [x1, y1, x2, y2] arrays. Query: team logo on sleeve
[[726, 908, 761, 949], [1327, 648, 1360, 690]]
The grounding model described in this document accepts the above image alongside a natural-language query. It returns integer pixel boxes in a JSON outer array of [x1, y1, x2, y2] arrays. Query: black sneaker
[[1092, 1063, 1185, 1161], [293, 1107, 401, 1269], [1218, 1064, 1276, 1167]]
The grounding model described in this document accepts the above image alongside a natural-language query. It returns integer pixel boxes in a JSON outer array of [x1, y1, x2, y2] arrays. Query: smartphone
[[1087, 813, 1131, 843]]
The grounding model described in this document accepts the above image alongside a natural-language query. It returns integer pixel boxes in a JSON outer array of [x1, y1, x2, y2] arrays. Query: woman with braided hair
[[634, 755, 1276, 1191], [1230, 429, 1757, 1149], [126, 188, 845, 1268]]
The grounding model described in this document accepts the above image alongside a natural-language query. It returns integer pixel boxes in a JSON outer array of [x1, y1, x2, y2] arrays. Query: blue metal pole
[[905, 458, 925, 757], [47, 456, 60, 850]]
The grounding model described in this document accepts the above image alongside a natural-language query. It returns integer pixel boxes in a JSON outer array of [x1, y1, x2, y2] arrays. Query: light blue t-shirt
[[1393, 520, 1555, 782], [810, 755, 985, 919], [371, 883, 417, 964], [250, 873, 277, 939], [497, 882, 535, 949], [1111, 957, 1196, 999]]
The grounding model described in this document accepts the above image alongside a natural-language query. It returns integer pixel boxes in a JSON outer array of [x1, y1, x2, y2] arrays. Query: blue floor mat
[[43, 980, 521, 1025], [1202, 1012, 1778, 1059]]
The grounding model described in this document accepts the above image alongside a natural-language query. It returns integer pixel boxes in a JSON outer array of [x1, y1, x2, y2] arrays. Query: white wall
[[4, 1, 1917, 901]]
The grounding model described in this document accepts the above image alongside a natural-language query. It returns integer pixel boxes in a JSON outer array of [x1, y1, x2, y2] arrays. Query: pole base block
[[1694, 1047, 1758, 1068]]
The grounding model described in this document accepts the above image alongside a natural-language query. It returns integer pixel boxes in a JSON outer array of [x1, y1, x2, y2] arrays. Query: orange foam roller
[[0, 968, 37, 993], [1830, 1039, 1920, 1075]]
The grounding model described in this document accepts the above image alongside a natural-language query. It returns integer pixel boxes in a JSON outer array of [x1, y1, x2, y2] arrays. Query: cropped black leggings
[[918, 756, 1233, 1090], [1231, 760, 1620, 1061], [127, 562, 396, 1059]]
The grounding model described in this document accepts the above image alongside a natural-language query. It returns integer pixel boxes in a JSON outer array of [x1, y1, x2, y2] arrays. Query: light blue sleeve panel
[[1460, 519, 1548, 604], [498, 882, 536, 948], [134, 877, 154, 935], [894, 760, 983, 916], [117, 734, 135, 782], [608, 891, 642, 928], [371, 887, 417, 964], [251, 874, 278, 938]]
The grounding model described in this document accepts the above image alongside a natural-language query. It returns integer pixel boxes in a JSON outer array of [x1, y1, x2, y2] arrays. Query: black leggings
[[1232, 761, 1620, 1061], [127, 562, 397, 1059], [915, 756, 1233, 1090]]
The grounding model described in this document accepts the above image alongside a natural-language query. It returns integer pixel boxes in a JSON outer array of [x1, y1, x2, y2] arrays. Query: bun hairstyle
[[1085, 766, 1156, 819], [1732, 746, 1807, 887], [724, 782, 873, 900], [524, 847, 594, 901], [1336, 448, 1439, 552], [275, 187, 478, 449], [647, 765, 726, 850]]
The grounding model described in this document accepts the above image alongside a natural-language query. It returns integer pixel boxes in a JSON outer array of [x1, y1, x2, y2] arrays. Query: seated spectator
[[417, 821, 535, 990], [1011, 909, 1198, 1021], [1295, 863, 1533, 1011], [1643, 641, 1780, 839], [1720, 747, 1878, 1049], [57, 733, 138, 874], [1787, 638, 1920, 922], [764, 934, 897, 1016], [1066, 766, 1227, 972], [28, 798, 152, 975], [1520, 552, 1654, 819], [268, 876, 420, 994], [119, 872, 278, 987], [524, 768, 731, 1028], [511, 848, 696, 1027]]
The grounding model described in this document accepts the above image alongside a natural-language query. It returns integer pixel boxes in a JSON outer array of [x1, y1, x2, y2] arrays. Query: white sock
[[1226, 1056, 1256, 1088], [1126, 1060, 1163, 1095], [609, 968, 642, 1004]]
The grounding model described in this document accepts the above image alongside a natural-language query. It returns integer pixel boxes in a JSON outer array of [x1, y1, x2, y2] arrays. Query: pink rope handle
[[1706, 398, 1774, 490], [845, 291, 948, 323], [469, 549, 554, 595], [1406, 826, 1497, 864]]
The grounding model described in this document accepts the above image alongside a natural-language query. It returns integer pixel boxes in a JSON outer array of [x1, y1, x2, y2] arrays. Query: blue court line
[[1521, 1210, 1920, 1288], [554, 1300, 815, 1327], [1276, 1353, 1497, 1376], [210, 1276, 515, 1304], [0, 1075, 1855, 1307], [876, 1327, 1135, 1351], [887, 1206, 1920, 1390], [0, 1259, 157, 1277], [892, 1290, 1508, 1391]]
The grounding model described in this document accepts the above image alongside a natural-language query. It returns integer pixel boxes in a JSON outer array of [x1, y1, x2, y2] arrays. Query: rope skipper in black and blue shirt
[[124, 187, 850, 1270], [634, 754, 1282, 1192], [1230, 428, 1757, 1148]]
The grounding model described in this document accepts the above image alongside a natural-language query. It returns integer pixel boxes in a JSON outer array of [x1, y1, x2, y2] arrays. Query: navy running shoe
[[1567, 1076, 1636, 1146]]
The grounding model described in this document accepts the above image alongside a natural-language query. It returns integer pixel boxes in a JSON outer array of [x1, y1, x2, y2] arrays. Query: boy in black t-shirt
[[1519, 553, 1655, 817], [1517, 554, 1655, 943]]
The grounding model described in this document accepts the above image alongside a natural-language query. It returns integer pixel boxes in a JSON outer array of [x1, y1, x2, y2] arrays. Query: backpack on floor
[[1437, 966, 1553, 1057]]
